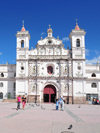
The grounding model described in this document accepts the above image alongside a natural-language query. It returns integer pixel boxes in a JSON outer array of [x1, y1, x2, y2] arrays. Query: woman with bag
[[22, 95, 27, 110]]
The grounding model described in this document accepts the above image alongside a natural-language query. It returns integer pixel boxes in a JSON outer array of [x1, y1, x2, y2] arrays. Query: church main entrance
[[43, 85, 56, 103]]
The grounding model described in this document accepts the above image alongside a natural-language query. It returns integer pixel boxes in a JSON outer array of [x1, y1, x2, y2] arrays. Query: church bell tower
[[16, 23, 30, 96], [69, 22, 86, 103]]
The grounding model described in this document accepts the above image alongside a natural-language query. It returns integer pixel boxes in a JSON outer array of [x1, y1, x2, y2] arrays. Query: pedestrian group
[[56, 97, 64, 111], [17, 95, 65, 111], [16, 95, 27, 110]]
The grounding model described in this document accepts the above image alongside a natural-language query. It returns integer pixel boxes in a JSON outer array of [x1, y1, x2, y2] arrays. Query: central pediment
[[37, 37, 62, 46]]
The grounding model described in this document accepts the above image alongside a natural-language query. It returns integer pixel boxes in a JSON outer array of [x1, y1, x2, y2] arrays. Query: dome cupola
[[47, 25, 53, 37], [75, 19, 80, 30]]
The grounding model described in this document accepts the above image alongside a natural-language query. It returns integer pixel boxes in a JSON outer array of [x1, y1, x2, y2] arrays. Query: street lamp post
[[59, 61, 61, 98], [71, 59, 74, 104], [67, 59, 69, 104], [35, 83, 37, 103], [35, 60, 37, 104], [67, 82, 69, 104]]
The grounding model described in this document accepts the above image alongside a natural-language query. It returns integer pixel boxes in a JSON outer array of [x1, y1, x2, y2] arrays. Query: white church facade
[[0, 23, 100, 103]]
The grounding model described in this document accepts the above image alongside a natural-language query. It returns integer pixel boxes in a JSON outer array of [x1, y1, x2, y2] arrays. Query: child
[[56, 99, 59, 110]]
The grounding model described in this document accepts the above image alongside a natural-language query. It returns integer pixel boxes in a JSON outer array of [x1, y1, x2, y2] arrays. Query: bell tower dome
[[47, 25, 53, 37]]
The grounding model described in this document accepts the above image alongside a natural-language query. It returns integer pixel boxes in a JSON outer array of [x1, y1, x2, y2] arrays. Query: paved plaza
[[0, 102, 100, 133]]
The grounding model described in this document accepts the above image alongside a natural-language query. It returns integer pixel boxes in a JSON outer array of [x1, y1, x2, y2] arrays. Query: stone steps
[[3, 99, 16, 102]]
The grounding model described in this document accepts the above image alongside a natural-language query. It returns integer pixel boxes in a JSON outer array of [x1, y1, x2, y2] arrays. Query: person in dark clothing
[[22, 95, 27, 110]]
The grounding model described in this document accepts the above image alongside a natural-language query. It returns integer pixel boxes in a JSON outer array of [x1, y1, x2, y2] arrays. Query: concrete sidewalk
[[0, 103, 100, 133]]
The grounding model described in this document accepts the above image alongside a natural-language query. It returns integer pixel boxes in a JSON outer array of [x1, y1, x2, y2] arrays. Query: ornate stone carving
[[76, 72, 83, 77], [32, 85, 36, 93]]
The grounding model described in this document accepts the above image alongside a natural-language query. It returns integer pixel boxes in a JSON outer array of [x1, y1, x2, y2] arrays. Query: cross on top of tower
[[49, 24, 51, 29], [47, 24, 52, 32], [75, 19, 80, 30], [22, 20, 24, 27], [76, 19, 78, 24]]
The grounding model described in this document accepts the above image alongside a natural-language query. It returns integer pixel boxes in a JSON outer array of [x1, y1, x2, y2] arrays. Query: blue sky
[[0, 0, 100, 64]]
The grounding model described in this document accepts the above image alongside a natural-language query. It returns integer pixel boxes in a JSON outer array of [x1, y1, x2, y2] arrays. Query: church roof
[[75, 23, 80, 30], [21, 25, 26, 32]]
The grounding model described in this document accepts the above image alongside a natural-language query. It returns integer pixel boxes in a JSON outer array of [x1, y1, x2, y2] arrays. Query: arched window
[[21, 40, 24, 48], [47, 66, 53, 74], [0, 82, 3, 87], [91, 83, 97, 88], [1, 73, 4, 77], [76, 39, 80, 47], [91, 73, 96, 77]]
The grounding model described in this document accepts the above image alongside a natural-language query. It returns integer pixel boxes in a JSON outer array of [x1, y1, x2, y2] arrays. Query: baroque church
[[0, 23, 100, 103]]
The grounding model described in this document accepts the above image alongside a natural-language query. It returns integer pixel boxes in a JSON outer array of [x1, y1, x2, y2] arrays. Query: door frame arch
[[42, 82, 59, 103]]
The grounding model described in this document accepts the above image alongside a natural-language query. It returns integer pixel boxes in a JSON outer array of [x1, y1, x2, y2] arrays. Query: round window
[[21, 66, 24, 70], [48, 40, 52, 44]]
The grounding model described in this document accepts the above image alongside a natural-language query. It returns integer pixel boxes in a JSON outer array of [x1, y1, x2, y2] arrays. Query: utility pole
[[59, 60, 61, 98], [67, 59, 69, 104], [71, 59, 74, 104], [35, 60, 37, 103]]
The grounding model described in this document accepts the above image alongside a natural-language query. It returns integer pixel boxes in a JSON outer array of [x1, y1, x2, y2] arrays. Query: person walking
[[97, 99, 99, 104], [56, 99, 59, 110], [59, 96, 64, 111], [16, 95, 21, 110], [61, 99, 64, 111], [59, 96, 63, 110], [22, 95, 27, 110]]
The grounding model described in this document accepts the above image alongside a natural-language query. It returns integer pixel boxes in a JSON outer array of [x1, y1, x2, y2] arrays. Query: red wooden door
[[44, 85, 56, 103]]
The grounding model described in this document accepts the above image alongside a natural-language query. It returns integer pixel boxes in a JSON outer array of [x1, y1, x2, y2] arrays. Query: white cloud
[[0, 52, 2, 55], [86, 56, 100, 64], [41, 32, 46, 36], [85, 49, 90, 56], [62, 37, 69, 42], [94, 50, 100, 56]]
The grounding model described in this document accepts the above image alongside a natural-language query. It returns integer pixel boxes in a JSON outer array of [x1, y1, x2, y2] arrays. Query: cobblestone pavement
[[0, 102, 100, 133]]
